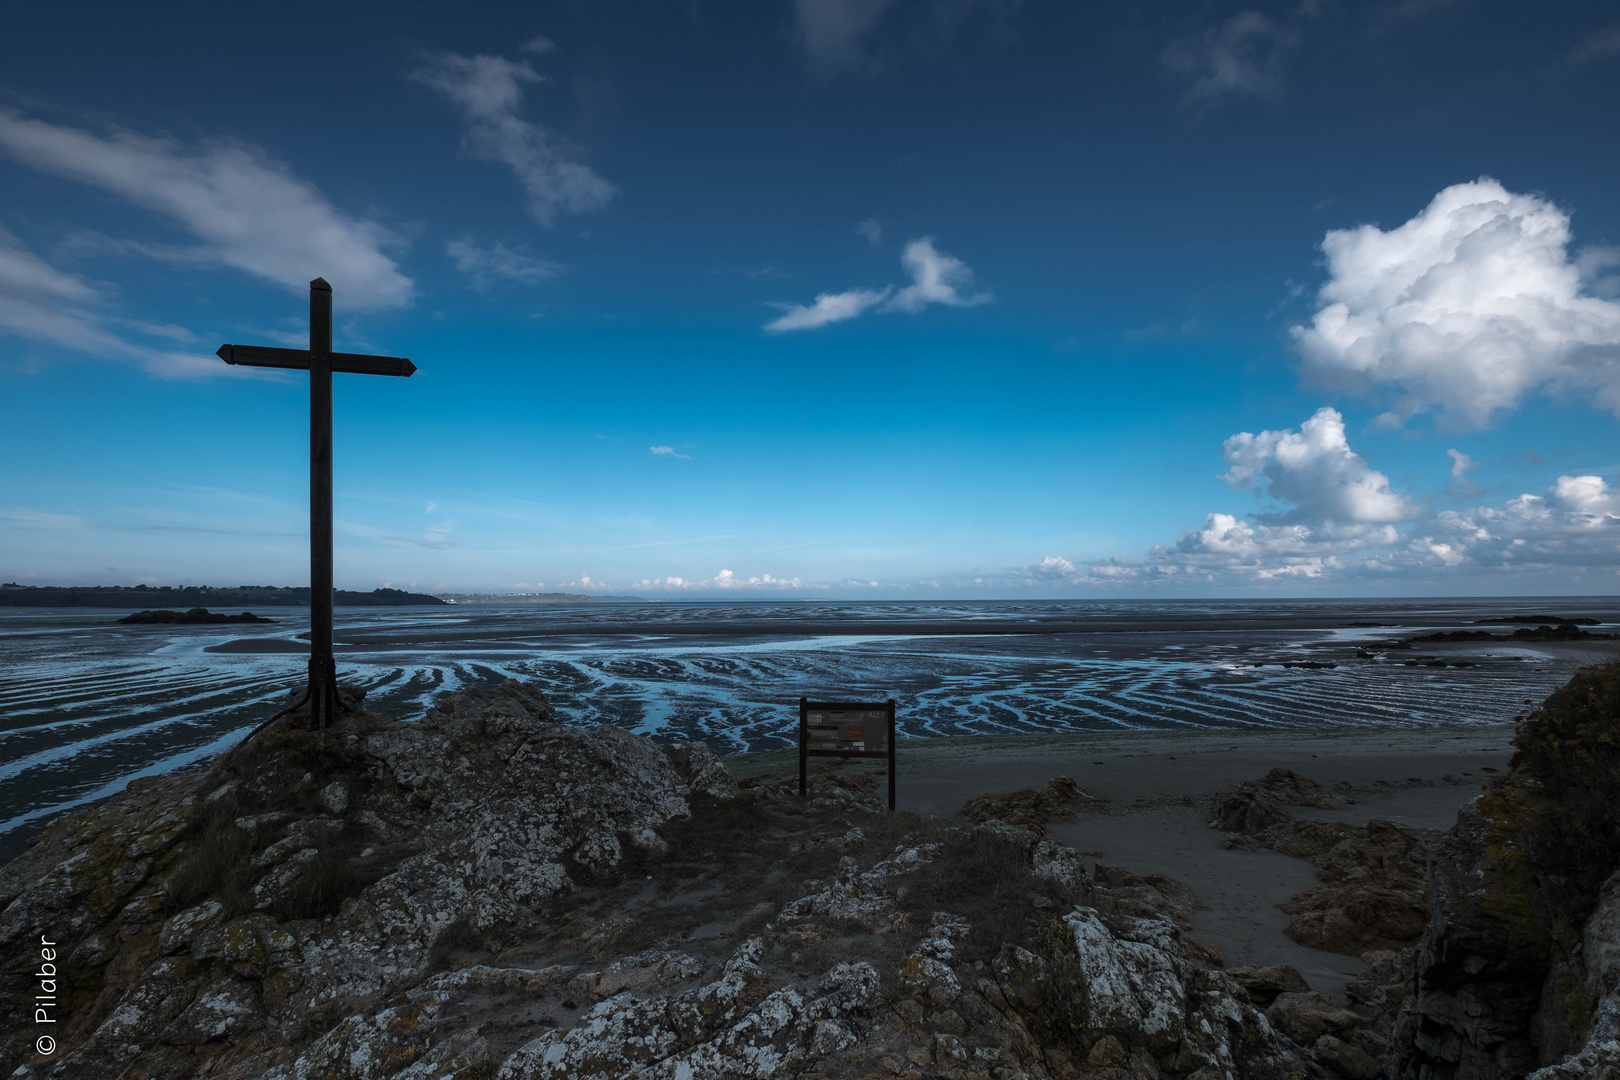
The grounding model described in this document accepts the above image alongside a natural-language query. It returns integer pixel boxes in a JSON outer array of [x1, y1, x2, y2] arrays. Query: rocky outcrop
[[0, 679, 733, 1078], [959, 776, 1098, 832], [1212, 771, 1434, 956], [1390, 659, 1620, 1080], [1, 677, 1343, 1080]]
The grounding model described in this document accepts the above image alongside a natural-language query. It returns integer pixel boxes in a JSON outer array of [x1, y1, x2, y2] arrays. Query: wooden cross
[[216, 278, 417, 729]]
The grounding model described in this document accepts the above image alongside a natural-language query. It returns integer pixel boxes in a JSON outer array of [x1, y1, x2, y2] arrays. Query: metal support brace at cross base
[[798, 697, 897, 811], [215, 278, 417, 730]]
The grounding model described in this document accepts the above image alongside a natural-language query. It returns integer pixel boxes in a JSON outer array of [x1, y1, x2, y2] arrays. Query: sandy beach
[[730, 719, 1527, 999]]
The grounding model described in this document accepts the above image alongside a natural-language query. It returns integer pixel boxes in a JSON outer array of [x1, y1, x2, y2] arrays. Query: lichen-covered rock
[[0, 679, 731, 1078]]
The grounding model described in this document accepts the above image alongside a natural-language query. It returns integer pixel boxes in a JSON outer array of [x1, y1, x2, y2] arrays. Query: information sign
[[798, 697, 896, 810]]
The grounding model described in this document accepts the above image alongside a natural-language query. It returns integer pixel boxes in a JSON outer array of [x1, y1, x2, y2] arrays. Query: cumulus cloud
[[0, 226, 223, 378], [650, 445, 691, 459], [1392, 474, 1620, 574], [1057, 408, 1619, 588], [1292, 178, 1620, 429], [446, 237, 560, 290], [764, 287, 891, 333], [0, 110, 412, 308], [1218, 406, 1413, 525], [764, 236, 988, 332], [412, 51, 615, 226], [1163, 11, 1300, 104]]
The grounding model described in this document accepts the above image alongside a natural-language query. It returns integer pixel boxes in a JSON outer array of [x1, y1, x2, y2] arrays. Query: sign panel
[[798, 697, 897, 810], [802, 708, 890, 752]]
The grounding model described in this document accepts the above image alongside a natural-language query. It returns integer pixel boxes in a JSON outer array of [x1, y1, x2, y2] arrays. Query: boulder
[[1225, 963, 1309, 1007], [960, 775, 1096, 831], [1312, 1033, 1380, 1079], [1266, 990, 1361, 1044]]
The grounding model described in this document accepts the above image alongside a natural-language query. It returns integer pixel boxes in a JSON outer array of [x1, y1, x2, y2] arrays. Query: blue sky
[[1, 0, 1618, 597]]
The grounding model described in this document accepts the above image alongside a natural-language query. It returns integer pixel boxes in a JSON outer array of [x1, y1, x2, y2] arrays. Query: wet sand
[[728, 720, 1527, 1000]]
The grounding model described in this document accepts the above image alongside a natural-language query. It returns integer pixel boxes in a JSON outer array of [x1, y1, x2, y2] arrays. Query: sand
[[727, 721, 1521, 999]]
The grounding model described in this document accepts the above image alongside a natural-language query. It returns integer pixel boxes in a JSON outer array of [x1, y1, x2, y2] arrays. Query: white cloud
[[412, 52, 615, 226], [446, 237, 560, 290], [1447, 448, 1475, 482], [764, 235, 989, 332], [1571, 19, 1620, 63], [523, 35, 557, 55], [1402, 474, 1620, 572], [1218, 406, 1413, 524], [888, 237, 992, 313], [1446, 448, 1481, 497], [1065, 408, 1620, 587], [650, 445, 691, 459], [1030, 555, 1077, 580], [0, 226, 224, 378], [857, 218, 883, 246], [1164, 11, 1299, 104], [1292, 178, 1620, 429], [794, 0, 898, 68], [764, 287, 891, 333], [0, 109, 412, 308], [712, 568, 806, 589]]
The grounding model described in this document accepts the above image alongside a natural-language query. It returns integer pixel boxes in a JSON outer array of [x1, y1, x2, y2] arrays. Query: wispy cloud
[[0, 226, 225, 378], [794, 0, 898, 69], [412, 51, 615, 226], [0, 109, 412, 308], [0, 506, 86, 530], [764, 236, 989, 332], [765, 287, 891, 333], [856, 218, 883, 246], [650, 445, 691, 460], [446, 237, 560, 290], [1446, 449, 1481, 497], [1163, 11, 1300, 105], [792, 0, 1017, 72], [1570, 19, 1620, 63], [341, 520, 460, 550]]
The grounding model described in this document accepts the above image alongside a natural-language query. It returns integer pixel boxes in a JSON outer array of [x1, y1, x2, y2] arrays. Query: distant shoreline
[[0, 584, 445, 607]]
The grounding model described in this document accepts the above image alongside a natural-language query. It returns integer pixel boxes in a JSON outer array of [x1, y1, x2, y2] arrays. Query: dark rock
[[1392, 660, 1620, 1080], [1266, 990, 1361, 1043], [960, 775, 1097, 831], [1225, 963, 1309, 1007], [1313, 1033, 1380, 1079], [1209, 767, 1341, 834], [117, 607, 275, 624]]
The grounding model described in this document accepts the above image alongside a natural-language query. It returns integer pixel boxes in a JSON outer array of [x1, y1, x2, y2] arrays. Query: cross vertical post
[[216, 278, 418, 733], [308, 280, 336, 729]]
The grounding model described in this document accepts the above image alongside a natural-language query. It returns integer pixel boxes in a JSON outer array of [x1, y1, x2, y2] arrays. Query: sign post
[[798, 697, 897, 810], [216, 278, 417, 730]]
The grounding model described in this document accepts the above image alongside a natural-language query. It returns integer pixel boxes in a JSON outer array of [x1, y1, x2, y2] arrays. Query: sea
[[2, 597, 1616, 861]]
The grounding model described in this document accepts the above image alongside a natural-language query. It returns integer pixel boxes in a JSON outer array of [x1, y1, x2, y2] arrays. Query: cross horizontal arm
[[216, 344, 417, 378]]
